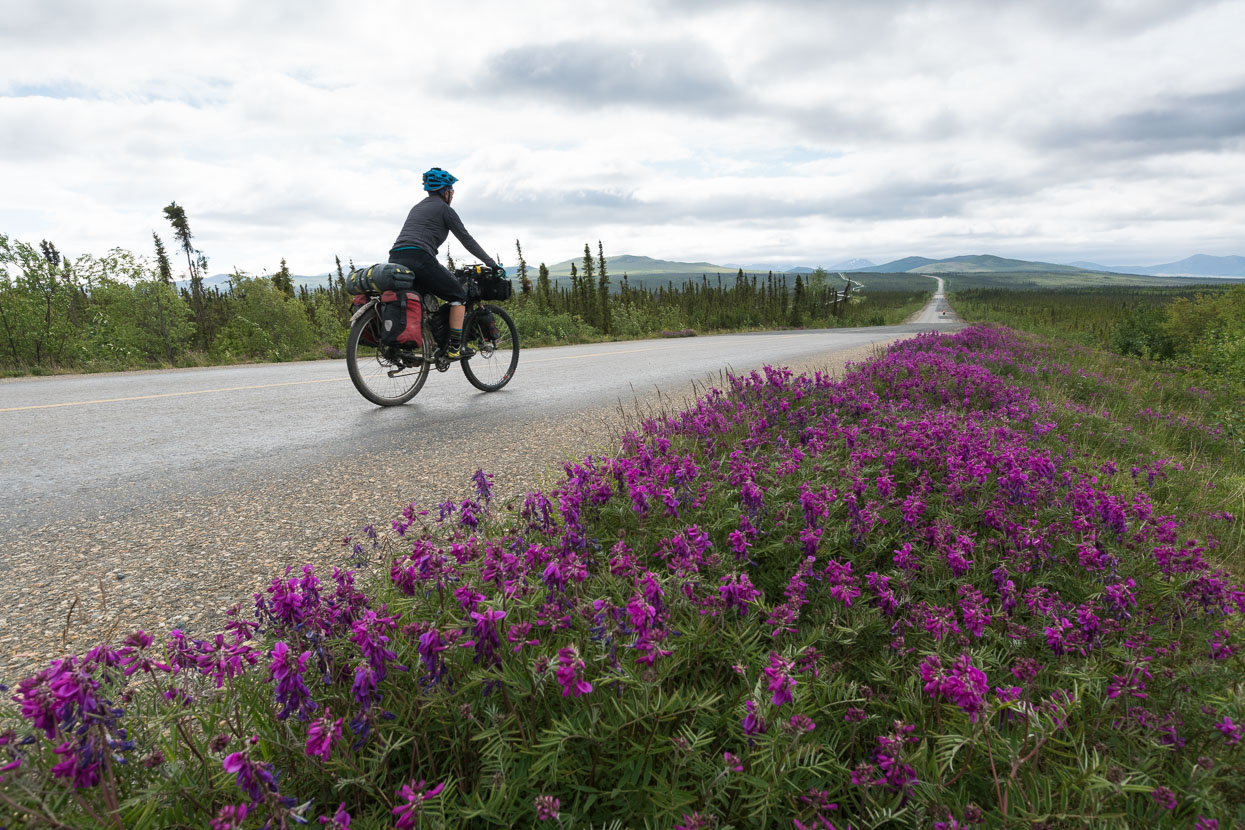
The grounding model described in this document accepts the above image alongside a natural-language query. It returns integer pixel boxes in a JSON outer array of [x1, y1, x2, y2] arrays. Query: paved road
[[0, 321, 957, 536], [909, 276, 954, 324]]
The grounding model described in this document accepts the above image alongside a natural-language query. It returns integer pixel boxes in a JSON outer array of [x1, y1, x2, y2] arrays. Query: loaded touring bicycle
[[344, 262, 519, 406]]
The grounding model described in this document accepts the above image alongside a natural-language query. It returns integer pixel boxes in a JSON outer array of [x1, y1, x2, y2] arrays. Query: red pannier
[[377, 290, 422, 347], [351, 295, 376, 345]]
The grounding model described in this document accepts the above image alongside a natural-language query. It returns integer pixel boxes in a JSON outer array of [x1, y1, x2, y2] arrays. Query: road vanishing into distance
[[0, 289, 960, 675]]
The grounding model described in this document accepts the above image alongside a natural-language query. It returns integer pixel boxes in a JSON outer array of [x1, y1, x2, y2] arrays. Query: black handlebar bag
[[473, 276, 513, 301]]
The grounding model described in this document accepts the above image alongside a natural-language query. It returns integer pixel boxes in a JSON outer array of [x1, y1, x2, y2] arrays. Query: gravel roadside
[[0, 339, 901, 683]]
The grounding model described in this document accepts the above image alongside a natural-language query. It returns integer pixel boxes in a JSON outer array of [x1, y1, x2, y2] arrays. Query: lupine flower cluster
[[3, 326, 1242, 827]]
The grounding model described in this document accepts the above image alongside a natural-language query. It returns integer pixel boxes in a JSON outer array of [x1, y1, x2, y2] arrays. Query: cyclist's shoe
[[446, 342, 475, 360]]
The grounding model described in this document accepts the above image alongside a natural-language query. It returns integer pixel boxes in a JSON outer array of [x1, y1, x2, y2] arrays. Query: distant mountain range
[[177, 272, 335, 292], [854, 254, 1089, 274], [547, 253, 1244, 279], [178, 253, 1244, 293], [545, 255, 879, 277], [852, 253, 1245, 277], [543, 254, 735, 277], [1063, 255, 1245, 278]]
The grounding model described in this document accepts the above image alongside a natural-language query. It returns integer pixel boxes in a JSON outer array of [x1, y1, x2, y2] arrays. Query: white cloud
[[1, 0, 1242, 275]]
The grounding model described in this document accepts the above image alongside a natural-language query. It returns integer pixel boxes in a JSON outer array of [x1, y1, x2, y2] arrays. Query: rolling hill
[[857, 254, 1093, 274], [1067, 254, 1245, 278], [542, 254, 735, 277]]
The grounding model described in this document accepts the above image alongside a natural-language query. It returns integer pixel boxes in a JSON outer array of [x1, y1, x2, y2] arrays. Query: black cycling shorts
[[388, 247, 467, 304]]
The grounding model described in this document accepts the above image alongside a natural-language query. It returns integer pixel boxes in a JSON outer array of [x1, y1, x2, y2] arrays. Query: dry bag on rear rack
[[377, 290, 423, 347], [346, 263, 416, 294]]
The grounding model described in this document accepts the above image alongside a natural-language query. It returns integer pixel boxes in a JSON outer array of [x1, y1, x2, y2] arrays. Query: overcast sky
[[3, 0, 1243, 276]]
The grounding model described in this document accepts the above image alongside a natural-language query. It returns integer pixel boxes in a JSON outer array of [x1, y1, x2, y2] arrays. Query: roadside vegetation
[[3, 324, 1242, 828], [948, 279, 1245, 445], [949, 283, 1245, 376], [0, 228, 929, 377]]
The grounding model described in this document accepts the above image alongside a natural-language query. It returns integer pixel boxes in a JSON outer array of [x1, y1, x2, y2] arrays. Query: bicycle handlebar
[[455, 264, 505, 279]]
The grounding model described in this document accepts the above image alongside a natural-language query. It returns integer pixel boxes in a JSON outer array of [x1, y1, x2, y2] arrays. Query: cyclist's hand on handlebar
[[492, 264, 506, 278]]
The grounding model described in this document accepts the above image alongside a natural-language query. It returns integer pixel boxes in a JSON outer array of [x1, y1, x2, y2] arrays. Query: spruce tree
[[273, 258, 294, 297], [537, 263, 552, 310], [334, 254, 349, 309], [789, 273, 805, 327], [515, 240, 532, 295], [596, 240, 610, 335], [162, 202, 198, 278], [581, 244, 596, 327], [163, 201, 207, 349], [153, 232, 173, 285], [39, 240, 61, 267]]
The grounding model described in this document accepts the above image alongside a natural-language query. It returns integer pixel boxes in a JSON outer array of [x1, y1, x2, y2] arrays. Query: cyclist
[[389, 167, 504, 359]]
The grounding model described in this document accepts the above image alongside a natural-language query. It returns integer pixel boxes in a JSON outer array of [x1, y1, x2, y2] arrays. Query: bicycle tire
[[461, 304, 519, 392], [346, 305, 430, 406]]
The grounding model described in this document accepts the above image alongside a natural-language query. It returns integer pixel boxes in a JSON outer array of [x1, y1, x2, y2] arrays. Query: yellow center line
[[0, 377, 351, 413]]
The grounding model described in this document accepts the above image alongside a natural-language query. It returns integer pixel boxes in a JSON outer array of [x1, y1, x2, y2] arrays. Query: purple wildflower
[[764, 651, 798, 707], [392, 779, 446, 828], [473, 468, 494, 504], [222, 745, 278, 807], [269, 641, 316, 721], [719, 572, 762, 615], [210, 804, 249, 830], [1150, 786, 1177, 810], [466, 606, 506, 669], [319, 802, 352, 828], [555, 645, 593, 697], [417, 627, 450, 684], [534, 794, 560, 821], [1216, 716, 1243, 745], [742, 699, 767, 735], [306, 707, 343, 762], [923, 653, 988, 721]]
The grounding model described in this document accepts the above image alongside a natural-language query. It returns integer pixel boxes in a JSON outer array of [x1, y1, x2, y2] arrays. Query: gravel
[[0, 339, 901, 683]]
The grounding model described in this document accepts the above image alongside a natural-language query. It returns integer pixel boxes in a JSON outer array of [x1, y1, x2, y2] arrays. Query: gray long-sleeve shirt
[[391, 195, 497, 268]]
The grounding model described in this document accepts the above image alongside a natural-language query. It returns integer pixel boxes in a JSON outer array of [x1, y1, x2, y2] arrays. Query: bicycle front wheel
[[461, 304, 519, 392], [346, 305, 430, 406]]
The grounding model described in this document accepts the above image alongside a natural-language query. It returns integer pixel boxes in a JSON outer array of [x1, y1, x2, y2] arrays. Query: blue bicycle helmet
[[422, 167, 458, 192]]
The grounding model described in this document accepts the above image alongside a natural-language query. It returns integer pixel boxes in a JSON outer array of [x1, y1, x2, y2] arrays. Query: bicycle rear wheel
[[461, 304, 519, 392], [346, 305, 430, 406]]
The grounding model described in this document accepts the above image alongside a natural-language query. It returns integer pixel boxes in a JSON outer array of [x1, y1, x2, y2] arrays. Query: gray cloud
[[996, 0, 1224, 35], [681, 177, 1034, 225], [661, 0, 1222, 33], [1038, 84, 1245, 155], [467, 171, 1032, 233], [471, 39, 749, 113], [469, 188, 643, 226], [1, 0, 340, 44]]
